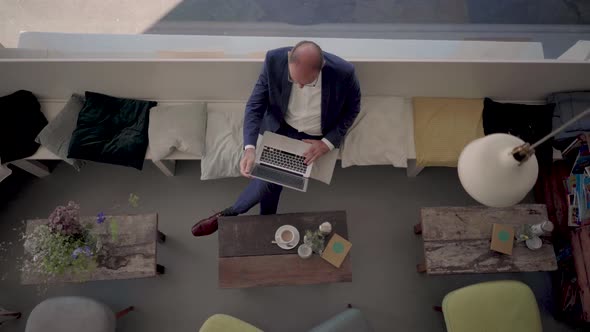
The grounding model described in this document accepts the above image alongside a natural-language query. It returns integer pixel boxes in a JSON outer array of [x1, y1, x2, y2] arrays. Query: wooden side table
[[415, 204, 558, 275], [21, 213, 166, 284], [218, 211, 352, 288]]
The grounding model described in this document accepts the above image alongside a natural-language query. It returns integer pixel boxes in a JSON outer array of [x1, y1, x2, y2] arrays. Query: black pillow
[[67, 92, 156, 170], [0, 90, 47, 163], [482, 98, 555, 165]]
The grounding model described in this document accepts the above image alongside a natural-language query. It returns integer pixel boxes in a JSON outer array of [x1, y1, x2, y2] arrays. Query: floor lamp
[[458, 108, 590, 207]]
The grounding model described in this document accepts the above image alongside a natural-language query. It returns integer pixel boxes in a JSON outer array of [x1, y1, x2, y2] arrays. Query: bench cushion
[[35, 94, 85, 170], [341, 97, 409, 168], [148, 103, 206, 160], [67, 92, 155, 170], [201, 103, 245, 180], [413, 97, 484, 167]]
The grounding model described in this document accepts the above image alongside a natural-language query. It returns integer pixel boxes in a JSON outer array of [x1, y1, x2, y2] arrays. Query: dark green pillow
[[67, 92, 156, 170]]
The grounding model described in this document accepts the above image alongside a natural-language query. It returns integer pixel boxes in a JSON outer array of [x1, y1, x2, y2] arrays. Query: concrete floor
[[0, 162, 583, 331]]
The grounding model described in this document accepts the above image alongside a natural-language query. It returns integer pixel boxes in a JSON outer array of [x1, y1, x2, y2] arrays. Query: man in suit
[[192, 40, 361, 237]]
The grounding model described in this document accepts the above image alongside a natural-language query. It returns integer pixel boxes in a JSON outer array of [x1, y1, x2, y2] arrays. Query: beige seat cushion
[[148, 103, 207, 161], [413, 97, 484, 167], [341, 96, 410, 168], [201, 102, 246, 180]]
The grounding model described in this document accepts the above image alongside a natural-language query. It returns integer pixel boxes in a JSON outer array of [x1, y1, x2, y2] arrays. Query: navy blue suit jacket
[[243, 47, 361, 148]]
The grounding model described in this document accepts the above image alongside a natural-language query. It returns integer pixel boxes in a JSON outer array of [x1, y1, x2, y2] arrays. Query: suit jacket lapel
[[321, 66, 330, 132], [281, 65, 292, 115]]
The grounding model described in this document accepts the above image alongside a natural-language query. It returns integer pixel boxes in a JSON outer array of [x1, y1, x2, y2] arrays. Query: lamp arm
[[530, 107, 590, 150]]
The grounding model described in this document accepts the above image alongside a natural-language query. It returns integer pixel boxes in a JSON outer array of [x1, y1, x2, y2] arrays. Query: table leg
[[416, 261, 426, 273], [0, 311, 21, 320], [115, 306, 134, 319], [157, 230, 166, 243], [156, 264, 166, 275], [414, 222, 422, 235]]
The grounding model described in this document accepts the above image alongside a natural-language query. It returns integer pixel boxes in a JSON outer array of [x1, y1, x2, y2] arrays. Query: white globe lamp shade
[[458, 133, 539, 208]]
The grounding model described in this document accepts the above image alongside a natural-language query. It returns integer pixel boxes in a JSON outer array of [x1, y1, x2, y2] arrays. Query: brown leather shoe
[[192, 208, 237, 237]]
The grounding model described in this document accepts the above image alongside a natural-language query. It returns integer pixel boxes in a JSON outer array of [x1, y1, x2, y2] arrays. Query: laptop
[[250, 132, 313, 192]]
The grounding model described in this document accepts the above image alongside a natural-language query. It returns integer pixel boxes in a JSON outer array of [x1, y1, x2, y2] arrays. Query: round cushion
[[25, 296, 115, 332]]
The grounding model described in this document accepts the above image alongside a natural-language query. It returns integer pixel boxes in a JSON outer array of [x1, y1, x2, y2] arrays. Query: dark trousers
[[230, 123, 321, 215]]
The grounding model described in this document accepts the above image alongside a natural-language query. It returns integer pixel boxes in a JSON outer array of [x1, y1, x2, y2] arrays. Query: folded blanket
[[0, 90, 47, 162], [482, 98, 554, 165]]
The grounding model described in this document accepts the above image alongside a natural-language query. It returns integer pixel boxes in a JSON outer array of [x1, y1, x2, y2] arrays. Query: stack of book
[[565, 138, 590, 226]]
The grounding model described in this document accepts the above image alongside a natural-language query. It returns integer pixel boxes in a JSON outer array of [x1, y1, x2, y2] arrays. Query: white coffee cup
[[298, 244, 312, 259], [526, 236, 543, 250], [278, 229, 295, 245]]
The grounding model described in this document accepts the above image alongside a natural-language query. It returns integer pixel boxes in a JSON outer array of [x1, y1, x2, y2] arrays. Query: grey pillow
[[35, 94, 85, 170], [548, 91, 590, 140]]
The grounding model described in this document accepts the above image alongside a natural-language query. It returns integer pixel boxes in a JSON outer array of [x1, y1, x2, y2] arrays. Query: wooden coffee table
[[415, 204, 558, 275], [218, 211, 352, 288], [21, 213, 166, 284]]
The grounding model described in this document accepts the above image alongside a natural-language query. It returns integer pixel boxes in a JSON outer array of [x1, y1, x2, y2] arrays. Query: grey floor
[[0, 161, 582, 331]]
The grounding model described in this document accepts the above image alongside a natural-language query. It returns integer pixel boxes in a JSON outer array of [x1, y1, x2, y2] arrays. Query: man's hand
[[240, 149, 256, 178], [302, 139, 330, 165]]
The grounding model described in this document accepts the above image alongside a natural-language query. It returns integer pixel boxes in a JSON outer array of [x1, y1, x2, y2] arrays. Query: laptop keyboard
[[251, 165, 306, 191], [260, 146, 308, 174]]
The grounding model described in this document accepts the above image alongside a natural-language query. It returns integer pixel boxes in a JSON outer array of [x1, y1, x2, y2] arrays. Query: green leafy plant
[[21, 202, 119, 281], [304, 229, 325, 254], [22, 224, 97, 278]]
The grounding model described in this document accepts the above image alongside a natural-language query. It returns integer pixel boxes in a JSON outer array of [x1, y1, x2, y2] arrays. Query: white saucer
[[274, 225, 300, 250]]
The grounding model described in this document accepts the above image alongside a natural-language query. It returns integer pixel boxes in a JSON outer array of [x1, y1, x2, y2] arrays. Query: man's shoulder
[[265, 47, 290, 63], [324, 52, 354, 76]]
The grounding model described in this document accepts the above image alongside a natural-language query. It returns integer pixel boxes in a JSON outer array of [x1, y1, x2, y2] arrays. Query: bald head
[[289, 41, 324, 71], [288, 41, 324, 87]]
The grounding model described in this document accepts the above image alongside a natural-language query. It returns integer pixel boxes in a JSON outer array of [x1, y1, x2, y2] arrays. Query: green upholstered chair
[[308, 308, 372, 332], [199, 308, 371, 332], [199, 314, 262, 332], [442, 280, 542, 332]]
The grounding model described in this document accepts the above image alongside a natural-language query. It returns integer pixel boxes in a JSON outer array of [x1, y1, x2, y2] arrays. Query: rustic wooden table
[[415, 204, 558, 275], [218, 211, 352, 288], [21, 213, 166, 285]]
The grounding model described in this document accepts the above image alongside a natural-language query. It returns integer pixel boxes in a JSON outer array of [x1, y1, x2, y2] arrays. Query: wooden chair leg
[[414, 222, 422, 235], [116, 306, 134, 319], [157, 230, 166, 243], [416, 261, 426, 273]]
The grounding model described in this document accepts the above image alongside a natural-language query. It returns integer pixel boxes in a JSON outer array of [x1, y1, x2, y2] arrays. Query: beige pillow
[[201, 103, 246, 180], [148, 103, 207, 161], [413, 97, 484, 167], [341, 97, 409, 168]]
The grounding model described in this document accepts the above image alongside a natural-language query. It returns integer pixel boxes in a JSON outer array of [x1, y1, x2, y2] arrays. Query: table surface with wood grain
[[21, 213, 165, 285], [218, 211, 352, 288], [417, 204, 558, 275]]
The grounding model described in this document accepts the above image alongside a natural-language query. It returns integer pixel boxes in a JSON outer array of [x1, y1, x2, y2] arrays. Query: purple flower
[[96, 212, 106, 224], [82, 246, 92, 257], [72, 247, 82, 259], [72, 246, 93, 259]]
